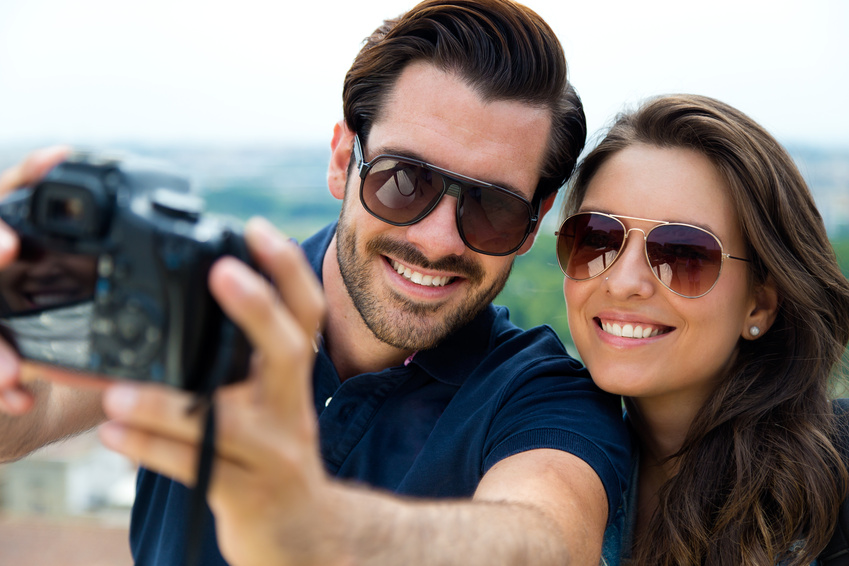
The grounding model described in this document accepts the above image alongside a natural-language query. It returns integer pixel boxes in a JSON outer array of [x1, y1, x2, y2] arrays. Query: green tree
[[495, 232, 577, 356]]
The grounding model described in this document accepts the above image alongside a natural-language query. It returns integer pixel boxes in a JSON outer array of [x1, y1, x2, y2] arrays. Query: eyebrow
[[367, 143, 530, 200], [578, 207, 721, 234]]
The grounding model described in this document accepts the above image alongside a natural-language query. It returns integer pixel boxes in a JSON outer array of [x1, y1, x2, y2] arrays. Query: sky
[[0, 0, 846, 149]]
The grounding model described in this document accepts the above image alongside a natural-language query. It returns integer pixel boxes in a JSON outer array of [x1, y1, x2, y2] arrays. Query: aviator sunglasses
[[353, 134, 539, 256], [555, 212, 750, 298]]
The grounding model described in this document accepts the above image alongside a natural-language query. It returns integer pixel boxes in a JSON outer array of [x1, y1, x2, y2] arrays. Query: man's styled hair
[[342, 0, 585, 202]]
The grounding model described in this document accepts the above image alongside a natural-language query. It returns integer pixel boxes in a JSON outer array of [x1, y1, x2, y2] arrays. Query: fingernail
[[0, 226, 17, 251], [29, 146, 71, 173], [248, 217, 288, 253], [98, 422, 126, 448], [0, 342, 19, 367], [104, 384, 138, 415], [229, 261, 263, 297]]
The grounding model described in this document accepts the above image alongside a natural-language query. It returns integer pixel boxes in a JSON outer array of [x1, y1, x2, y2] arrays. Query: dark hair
[[342, 0, 585, 203], [566, 94, 849, 565]]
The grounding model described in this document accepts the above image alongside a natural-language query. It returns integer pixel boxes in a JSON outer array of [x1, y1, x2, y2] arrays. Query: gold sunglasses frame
[[555, 212, 750, 298]]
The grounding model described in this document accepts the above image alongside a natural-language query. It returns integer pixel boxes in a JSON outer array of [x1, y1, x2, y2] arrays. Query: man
[[0, 1, 629, 564]]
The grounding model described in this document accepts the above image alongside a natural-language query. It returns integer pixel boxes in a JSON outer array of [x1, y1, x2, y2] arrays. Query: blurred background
[[0, 0, 846, 563]]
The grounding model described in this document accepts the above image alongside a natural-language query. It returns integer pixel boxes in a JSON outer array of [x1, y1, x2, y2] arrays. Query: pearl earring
[[749, 326, 761, 337]]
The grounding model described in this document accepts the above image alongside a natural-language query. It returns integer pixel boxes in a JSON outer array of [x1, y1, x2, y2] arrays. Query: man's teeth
[[601, 321, 663, 339], [391, 260, 453, 287]]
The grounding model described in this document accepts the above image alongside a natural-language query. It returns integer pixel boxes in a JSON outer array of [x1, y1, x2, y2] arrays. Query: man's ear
[[327, 121, 355, 201], [516, 192, 557, 256], [742, 275, 780, 340]]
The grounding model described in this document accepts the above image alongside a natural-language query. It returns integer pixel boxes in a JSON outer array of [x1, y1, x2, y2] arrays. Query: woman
[[556, 94, 849, 565]]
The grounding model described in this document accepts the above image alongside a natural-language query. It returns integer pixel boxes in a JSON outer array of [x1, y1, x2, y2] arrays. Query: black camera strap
[[183, 398, 216, 566], [183, 318, 240, 566]]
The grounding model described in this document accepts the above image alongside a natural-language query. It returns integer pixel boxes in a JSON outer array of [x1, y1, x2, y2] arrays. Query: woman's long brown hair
[[565, 94, 849, 565]]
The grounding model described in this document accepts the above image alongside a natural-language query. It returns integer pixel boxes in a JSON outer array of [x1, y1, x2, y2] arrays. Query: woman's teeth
[[391, 260, 453, 287], [601, 321, 665, 339]]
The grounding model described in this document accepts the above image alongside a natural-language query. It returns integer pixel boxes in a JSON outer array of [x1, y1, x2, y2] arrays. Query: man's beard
[[335, 212, 513, 351]]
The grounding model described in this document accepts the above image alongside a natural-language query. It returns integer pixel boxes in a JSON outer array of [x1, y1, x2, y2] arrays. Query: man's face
[[334, 61, 552, 351]]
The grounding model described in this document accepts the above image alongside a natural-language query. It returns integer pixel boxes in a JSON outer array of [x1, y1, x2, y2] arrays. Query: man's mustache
[[367, 235, 484, 285]]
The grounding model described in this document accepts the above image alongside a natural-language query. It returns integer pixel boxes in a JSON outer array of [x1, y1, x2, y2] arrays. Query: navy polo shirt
[[129, 222, 631, 565]]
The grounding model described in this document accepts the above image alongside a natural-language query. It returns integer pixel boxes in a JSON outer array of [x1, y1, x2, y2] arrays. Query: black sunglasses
[[555, 212, 750, 298], [353, 134, 538, 256]]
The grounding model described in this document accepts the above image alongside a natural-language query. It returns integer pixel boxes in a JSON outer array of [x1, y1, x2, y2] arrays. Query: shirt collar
[[411, 304, 498, 386]]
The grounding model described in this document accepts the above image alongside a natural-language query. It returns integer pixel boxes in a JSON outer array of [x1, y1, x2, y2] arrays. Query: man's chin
[[361, 301, 478, 351], [370, 325, 450, 352]]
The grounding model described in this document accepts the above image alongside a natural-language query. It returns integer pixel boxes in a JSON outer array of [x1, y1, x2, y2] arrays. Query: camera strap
[[184, 398, 216, 566], [182, 318, 240, 566]]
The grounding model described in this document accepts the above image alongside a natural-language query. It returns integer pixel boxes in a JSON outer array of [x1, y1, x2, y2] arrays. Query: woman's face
[[564, 144, 756, 410]]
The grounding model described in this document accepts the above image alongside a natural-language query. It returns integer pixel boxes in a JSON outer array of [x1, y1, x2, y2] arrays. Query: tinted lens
[[557, 213, 625, 279], [645, 224, 723, 297], [458, 185, 533, 255], [362, 157, 533, 255], [361, 157, 444, 224]]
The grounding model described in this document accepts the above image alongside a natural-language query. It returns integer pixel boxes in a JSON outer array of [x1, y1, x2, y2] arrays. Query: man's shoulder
[[486, 304, 579, 367], [461, 306, 601, 411], [299, 221, 337, 282], [416, 303, 584, 386]]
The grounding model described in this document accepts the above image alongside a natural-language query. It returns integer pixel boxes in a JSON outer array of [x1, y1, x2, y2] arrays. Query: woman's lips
[[596, 317, 673, 339]]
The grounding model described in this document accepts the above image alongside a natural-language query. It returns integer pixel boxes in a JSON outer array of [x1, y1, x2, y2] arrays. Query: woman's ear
[[742, 275, 779, 340], [327, 121, 355, 201]]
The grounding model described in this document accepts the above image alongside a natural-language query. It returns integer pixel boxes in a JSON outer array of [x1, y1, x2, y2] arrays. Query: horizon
[[0, 0, 846, 150]]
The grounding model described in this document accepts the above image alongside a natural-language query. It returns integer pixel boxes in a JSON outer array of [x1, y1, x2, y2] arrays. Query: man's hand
[[97, 217, 608, 565], [0, 146, 71, 415], [0, 146, 107, 462], [99, 217, 337, 564]]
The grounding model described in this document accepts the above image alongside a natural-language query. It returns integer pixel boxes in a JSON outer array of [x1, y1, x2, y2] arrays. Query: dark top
[[129, 222, 631, 565]]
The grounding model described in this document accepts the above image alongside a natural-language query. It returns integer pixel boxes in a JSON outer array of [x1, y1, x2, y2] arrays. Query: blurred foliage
[[204, 185, 341, 243], [834, 237, 849, 282], [494, 232, 578, 357]]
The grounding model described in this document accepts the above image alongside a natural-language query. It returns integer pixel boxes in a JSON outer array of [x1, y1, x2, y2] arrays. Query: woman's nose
[[602, 230, 657, 300]]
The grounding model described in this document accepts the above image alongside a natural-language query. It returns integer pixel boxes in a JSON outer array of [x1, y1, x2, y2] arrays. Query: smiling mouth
[[389, 258, 456, 288], [596, 318, 673, 339]]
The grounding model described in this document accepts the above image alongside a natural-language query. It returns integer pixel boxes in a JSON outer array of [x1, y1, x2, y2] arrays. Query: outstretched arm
[[98, 217, 608, 565], [0, 147, 106, 462]]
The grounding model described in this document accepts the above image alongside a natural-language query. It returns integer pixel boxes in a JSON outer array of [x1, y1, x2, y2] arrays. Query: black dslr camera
[[0, 151, 252, 392]]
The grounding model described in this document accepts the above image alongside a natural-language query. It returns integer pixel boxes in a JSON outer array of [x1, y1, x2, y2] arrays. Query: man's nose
[[403, 188, 467, 260]]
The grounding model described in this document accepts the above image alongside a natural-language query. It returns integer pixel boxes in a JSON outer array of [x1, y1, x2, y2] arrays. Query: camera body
[[0, 151, 252, 392]]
